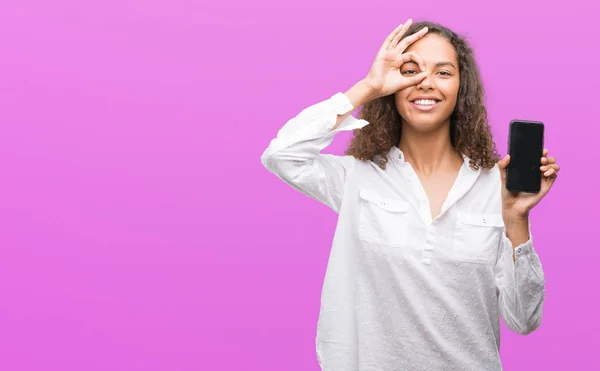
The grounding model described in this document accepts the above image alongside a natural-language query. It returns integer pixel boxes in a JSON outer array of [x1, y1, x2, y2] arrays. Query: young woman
[[261, 19, 560, 371]]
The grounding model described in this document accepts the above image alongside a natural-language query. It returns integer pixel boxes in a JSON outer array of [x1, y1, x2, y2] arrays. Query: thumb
[[498, 154, 510, 182]]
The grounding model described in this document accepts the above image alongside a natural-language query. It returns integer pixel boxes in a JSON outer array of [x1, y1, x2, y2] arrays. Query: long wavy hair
[[345, 21, 500, 171]]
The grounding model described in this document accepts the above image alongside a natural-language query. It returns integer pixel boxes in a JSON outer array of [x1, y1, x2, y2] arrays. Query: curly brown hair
[[345, 21, 500, 171]]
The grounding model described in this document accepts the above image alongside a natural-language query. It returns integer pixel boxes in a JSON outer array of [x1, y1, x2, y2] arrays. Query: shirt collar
[[387, 146, 481, 211], [387, 145, 480, 175]]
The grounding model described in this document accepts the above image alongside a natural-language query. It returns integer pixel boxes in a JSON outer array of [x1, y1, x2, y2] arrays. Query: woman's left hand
[[498, 149, 560, 217]]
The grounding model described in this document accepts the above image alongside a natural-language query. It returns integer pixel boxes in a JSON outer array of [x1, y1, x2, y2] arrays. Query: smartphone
[[506, 120, 545, 193]]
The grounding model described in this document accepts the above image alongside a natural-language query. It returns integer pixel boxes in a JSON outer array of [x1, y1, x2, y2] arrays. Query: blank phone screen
[[506, 121, 544, 193]]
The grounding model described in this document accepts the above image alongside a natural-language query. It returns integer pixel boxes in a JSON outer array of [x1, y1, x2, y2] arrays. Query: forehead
[[405, 34, 458, 65]]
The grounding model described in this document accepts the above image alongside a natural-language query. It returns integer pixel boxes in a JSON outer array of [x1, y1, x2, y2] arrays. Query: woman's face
[[394, 33, 460, 132]]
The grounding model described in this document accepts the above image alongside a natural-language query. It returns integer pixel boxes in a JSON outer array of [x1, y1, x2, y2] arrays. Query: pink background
[[1, 0, 598, 370]]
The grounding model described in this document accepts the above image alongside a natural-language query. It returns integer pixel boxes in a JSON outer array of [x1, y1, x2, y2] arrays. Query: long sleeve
[[494, 230, 545, 335], [260, 92, 369, 213]]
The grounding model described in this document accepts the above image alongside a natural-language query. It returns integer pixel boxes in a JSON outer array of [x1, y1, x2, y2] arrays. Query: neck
[[398, 121, 463, 176]]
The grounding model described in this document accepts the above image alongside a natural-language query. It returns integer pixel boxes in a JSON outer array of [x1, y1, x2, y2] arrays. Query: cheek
[[394, 93, 409, 114], [395, 90, 410, 102], [441, 81, 460, 104]]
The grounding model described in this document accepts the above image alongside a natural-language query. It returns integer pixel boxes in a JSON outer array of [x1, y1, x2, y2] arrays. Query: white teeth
[[414, 99, 438, 106]]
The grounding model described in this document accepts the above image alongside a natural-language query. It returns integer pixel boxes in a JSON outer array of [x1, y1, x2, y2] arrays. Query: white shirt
[[261, 92, 545, 371]]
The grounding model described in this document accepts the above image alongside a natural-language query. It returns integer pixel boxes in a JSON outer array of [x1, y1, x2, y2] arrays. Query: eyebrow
[[404, 61, 457, 69], [435, 61, 457, 69]]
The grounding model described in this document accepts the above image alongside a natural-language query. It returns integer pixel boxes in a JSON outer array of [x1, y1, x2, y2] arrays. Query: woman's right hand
[[364, 19, 429, 97]]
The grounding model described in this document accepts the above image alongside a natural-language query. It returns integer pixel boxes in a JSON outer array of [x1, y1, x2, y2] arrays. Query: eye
[[437, 71, 452, 76], [402, 69, 418, 75]]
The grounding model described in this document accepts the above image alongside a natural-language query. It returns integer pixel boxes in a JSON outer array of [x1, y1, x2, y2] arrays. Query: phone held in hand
[[506, 120, 545, 193]]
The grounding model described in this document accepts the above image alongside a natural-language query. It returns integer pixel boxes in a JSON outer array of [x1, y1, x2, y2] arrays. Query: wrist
[[502, 211, 530, 250], [362, 78, 385, 95], [502, 209, 529, 223], [345, 79, 381, 108]]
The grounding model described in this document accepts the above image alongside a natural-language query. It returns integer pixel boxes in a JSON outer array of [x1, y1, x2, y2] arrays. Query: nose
[[417, 72, 435, 90]]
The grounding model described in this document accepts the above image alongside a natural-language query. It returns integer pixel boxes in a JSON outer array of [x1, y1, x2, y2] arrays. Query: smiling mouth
[[413, 99, 439, 105], [410, 99, 441, 111]]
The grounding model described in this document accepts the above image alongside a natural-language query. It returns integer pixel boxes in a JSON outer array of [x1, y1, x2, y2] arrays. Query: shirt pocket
[[358, 188, 410, 248], [453, 212, 504, 263]]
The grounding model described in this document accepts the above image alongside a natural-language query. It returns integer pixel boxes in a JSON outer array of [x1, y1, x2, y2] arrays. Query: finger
[[498, 154, 510, 169], [398, 51, 426, 71], [402, 71, 428, 87], [544, 168, 557, 178], [396, 26, 429, 54], [541, 156, 555, 166], [543, 148, 549, 157], [541, 164, 560, 173], [389, 20, 412, 50], [541, 163, 560, 173], [395, 26, 429, 54], [382, 21, 410, 51]]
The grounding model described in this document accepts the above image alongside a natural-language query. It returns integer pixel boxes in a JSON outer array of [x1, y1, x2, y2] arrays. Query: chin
[[400, 100, 455, 129], [402, 114, 448, 132]]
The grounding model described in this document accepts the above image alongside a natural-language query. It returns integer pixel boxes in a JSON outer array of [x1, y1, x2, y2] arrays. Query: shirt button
[[380, 201, 386, 206], [517, 247, 522, 254], [482, 218, 487, 224]]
